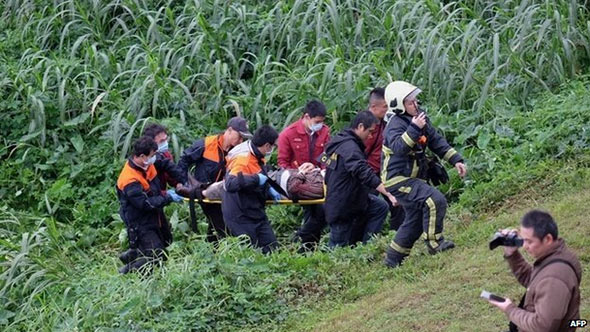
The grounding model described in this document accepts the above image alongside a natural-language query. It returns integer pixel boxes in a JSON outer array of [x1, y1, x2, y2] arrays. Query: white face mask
[[157, 141, 169, 153], [265, 146, 275, 157], [145, 155, 157, 166], [309, 122, 323, 133]]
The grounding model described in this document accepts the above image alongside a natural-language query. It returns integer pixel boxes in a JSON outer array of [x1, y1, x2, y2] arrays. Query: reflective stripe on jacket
[[381, 114, 463, 188]]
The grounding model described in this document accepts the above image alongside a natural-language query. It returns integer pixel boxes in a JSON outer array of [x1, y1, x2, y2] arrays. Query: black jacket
[[381, 114, 463, 187], [324, 129, 381, 224], [178, 134, 227, 184], [116, 159, 173, 232], [221, 141, 269, 223]]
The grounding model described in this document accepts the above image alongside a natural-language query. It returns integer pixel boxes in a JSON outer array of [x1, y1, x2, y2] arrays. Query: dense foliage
[[1, 0, 590, 330]]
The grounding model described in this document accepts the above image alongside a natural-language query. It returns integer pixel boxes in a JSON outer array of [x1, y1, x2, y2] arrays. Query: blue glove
[[257, 173, 268, 186], [268, 187, 282, 203], [167, 189, 183, 203]]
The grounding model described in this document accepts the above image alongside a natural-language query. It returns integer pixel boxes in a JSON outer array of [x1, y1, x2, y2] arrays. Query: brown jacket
[[504, 239, 582, 332]]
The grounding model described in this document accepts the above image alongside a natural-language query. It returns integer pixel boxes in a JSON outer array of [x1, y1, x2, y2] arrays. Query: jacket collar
[[295, 118, 309, 135], [128, 158, 147, 174], [533, 238, 565, 267]]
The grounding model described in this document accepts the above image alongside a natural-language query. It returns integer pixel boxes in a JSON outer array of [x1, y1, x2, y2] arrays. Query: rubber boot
[[426, 238, 455, 255], [384, 246, 408, 268], [119, 249, 138, 264]]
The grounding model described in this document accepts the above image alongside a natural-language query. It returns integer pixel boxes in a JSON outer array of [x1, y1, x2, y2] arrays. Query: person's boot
[[426, 238, 455, 255], [118, 264, 131, 274], [384, 246, 408, 268], [119, 249, 138, 264]]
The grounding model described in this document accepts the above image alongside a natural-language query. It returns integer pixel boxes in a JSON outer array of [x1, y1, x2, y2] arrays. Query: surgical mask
[[309, 122, 323, 133], [145, 155, 157, 165], [157, 141, 169, 153], [265, 146, 275, 157]]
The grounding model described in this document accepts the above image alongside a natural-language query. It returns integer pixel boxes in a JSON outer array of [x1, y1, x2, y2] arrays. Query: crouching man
[[324, 110, 397, 247], [488, 210, 582, 332], [116, 136, 184, 274], [222, 125, 281, 254]]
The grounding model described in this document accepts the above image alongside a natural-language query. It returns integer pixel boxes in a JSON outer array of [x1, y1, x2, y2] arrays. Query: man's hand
[[455, 162, 467, 178], [499, 228, 520, 256], [411, 112, 427, 129], [167, 189, 184, 203], [268, 187, 282, 203], [488, 297, 513, 313], [257, 173, 268, 186], [298, 162, 315, 174], [385, 192, 398, 206]]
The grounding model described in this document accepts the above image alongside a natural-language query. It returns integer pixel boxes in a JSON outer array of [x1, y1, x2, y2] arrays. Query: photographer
[[488, 210, 582, 332]]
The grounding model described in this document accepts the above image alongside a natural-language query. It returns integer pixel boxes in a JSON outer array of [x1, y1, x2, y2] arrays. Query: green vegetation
[[1, 0, 590, 331]]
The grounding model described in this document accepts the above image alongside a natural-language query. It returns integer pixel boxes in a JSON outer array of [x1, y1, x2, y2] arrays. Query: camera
[[489, 232, 523, 250]]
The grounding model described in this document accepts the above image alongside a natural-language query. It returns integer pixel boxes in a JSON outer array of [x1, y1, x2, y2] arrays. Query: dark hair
[[304, 100, 327, 118], [143, 123, 167, 139], [350, 110, 378, 130], [132, 136, 158, 157], [251, 125, 279, 147], [521, 209, 558, 241], [369, 87, 385, 101]]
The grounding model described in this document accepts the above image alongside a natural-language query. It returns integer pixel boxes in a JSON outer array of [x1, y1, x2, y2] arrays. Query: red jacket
[[364, 119, 386, 174], [278, 118, 330, 169]]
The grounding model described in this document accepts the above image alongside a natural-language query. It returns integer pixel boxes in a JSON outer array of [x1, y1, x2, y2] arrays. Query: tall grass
[[2, 0, 590, 330]]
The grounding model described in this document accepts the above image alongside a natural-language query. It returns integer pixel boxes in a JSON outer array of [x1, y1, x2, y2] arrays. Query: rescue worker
[[222, 125, 281, 253], [381, 81, 467, 268], [489, 210, 582, 332], [116, 136, 185, 274], [178, 117, 251, 242], [277, 100, 330, 249], [365, 87, 405, 231], [143, 123, 185, 190], [324, 111, 397, 247]]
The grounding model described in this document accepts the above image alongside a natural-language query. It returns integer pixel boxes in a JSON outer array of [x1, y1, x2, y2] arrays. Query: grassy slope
[[282, 178, 590, 331]]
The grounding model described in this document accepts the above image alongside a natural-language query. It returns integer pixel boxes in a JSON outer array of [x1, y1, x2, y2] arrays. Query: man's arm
[[177, 139, 205, 175], [504, 250, 533, 287], [505, 277, 572, 331], [224, 159, 259, 192], [123, 182, 172, 210], [342, 142, 382, 190], [425, 123, 463, 166], [383, 117, 422, 156], [155, 156, 187, 184], [277, 131, 294, 169]]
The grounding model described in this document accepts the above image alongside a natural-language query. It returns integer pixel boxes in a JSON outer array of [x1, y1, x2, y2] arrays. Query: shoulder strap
[[257, 158, 290, 199], [536, 258, 580, 283]]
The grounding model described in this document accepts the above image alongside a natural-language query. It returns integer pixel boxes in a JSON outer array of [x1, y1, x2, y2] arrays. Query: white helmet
[[384, 81, 421, 117]]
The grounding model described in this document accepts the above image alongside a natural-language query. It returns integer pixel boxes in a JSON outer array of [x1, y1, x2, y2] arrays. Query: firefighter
[[116, 136, 185, 274], [365, 88, 405, 231], [381, 81, 467, 268], [178, 117, 251, 242], [222, 125, 281, 253], [143, 123, 185, 191]]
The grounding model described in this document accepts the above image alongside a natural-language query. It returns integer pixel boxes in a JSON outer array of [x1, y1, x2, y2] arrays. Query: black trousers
[[296, 204, 327, 244], [386, 178, 448, 256], [200, 202, 229, 242], [124, 225, 168, 272], [225, 217, 278, 254]]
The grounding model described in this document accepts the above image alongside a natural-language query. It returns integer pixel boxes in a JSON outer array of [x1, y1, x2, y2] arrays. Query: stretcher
[[182, 197, 325, 205]]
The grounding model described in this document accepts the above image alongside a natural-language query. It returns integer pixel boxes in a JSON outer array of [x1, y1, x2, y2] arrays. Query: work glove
[[167, 189, 184, 203], [257, 173, 268, 186], [268, 187, 282, 203]]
